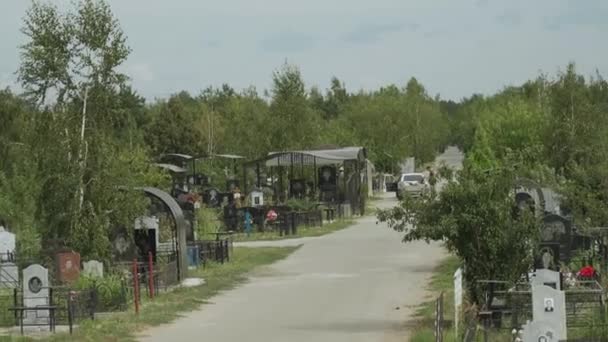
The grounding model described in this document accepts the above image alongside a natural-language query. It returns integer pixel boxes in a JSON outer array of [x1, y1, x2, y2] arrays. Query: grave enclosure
[[0, 146, 377, 336], [455, 180, 608, 341]]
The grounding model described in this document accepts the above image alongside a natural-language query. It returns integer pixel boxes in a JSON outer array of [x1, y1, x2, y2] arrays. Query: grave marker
[[56, 251, 81, 283], [520, 269, 567, 341], [83, 260, 104, 278], [0, 229, 15, 262], [23, 264, 49, 325]]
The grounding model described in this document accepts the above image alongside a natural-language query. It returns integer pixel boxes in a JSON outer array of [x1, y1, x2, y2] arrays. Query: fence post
[[132, 258, 139, 315], [13, 288, 17, 325], [148, 252, 155, 299], [68, 290, 75, 335], [435, 292, 444, 342]]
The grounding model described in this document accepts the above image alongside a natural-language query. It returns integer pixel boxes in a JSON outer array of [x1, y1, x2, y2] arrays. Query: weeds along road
[[139, 148, 463, 342]]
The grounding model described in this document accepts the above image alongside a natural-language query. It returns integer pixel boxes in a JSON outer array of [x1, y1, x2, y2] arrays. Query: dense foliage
[[0, 0, 449, 261], [379, 62, 608, 304]]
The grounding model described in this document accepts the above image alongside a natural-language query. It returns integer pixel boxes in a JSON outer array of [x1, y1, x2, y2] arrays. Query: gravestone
[[520, 284, 567, 341], [542, 214, 572, 262], [318, 166, 337, 191], [520, 319, 561, 342], [532, 269, 561, 290], [82, 260, 103, 278], [290, 179, 306, 199], [204, 188, 221, 208], [23, 264, 49, 325], [534, 243, 560, 271], [56, 251, 81, 283], [224, 204, 238, 230], [0, 229, 16, 262], [135, 215, 160, 252], [135, 216, 159, 231], [249, 190, 264, 207], [0, 263, 19, 288]]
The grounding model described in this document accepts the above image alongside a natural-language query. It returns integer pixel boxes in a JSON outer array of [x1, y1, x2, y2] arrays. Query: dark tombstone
[[534, 243, 560, 271], [515, 191, 535, 215], [183, 210, 196, 241], [318, 166, 337, 202], [224, 204, 238, 231], [318, 166, 337, 191], [542, 214, 572, 262], [204, 188, 221, 208], [290, 179, 306, 199]]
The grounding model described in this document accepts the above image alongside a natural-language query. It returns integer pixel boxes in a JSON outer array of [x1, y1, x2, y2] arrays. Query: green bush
[[285, 198, 317, 211], [74, 274, 127, 311], [196, 206, 222, 237]]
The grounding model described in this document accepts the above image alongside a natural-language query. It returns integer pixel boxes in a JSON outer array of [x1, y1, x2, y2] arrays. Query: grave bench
[[9, 305, 58, 335]]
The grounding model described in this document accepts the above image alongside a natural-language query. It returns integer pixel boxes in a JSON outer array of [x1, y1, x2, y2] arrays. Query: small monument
[[249, 189, 264, 207], [82, 260, 104, 278], [520, 269, 567, 341], [0, 227, 18, 288], [531, 269, 561, 290], [0, 228, 16, 262], [23, 264, 49, 325], [135, 216, 159, 231], [56, 251, 81, 283]]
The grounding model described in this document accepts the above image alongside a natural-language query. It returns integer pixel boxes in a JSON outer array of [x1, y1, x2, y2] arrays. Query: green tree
[[268, 63, 320, 150], [17, 0, 158, 260], [378, 164, 539, 304]]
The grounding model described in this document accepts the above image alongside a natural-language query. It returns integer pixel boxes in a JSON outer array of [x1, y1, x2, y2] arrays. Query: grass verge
[[22, 247, 298, 342], [232, 220, 353, 242], [409, 256, 460, 342]]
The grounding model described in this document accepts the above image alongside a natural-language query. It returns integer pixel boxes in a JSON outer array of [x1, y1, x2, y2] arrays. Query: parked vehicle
[[397, 173, 429, 200]]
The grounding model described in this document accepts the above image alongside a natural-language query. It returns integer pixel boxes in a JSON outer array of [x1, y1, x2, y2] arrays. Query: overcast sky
[[1, 0, 607, 101]]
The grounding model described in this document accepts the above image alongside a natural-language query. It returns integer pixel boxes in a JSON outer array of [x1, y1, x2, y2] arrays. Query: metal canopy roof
[[264, 147, 366, 167], [211, 153, 245, 160], [153, 163, 187, 173], [161, 153, 195, 160]]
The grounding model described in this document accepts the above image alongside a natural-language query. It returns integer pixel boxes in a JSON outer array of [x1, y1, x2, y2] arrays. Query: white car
[[397, 173, 429, 200]]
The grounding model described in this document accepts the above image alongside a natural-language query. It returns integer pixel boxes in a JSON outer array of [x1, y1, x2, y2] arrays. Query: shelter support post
[[313, 157, 317, 201], [290, 154, 294, 199], [256, 162, 261, 188]]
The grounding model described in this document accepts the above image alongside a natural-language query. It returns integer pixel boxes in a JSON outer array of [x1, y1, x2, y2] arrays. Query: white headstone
[[23, 264, 49, 325], [532, 269, 561, 290], [519, 284, 567, 341], [250, 190, 264, 207], [0, 230, 16, 261], [135, 216, 159, 230], [82, 260, 104, 278], [454, 268, 463, 334]]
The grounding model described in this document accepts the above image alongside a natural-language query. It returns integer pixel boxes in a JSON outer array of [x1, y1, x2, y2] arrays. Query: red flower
[[579, 266, 595, 278], [266, 210, 278, 222]]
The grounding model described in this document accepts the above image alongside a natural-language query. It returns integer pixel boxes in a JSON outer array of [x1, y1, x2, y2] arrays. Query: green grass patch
[[232, 220, 353, 242], [408, 256, 460, 342], [4, 247, 298, 342]]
